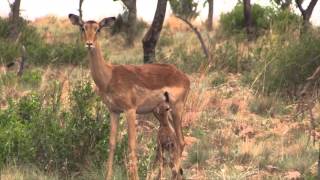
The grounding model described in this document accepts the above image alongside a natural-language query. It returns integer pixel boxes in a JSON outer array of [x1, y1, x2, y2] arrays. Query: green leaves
[[170, 0, 199, 20]]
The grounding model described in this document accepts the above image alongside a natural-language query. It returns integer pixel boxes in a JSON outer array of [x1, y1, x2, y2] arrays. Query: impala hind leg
[[125, 109, 139, 180], [106, 112, 119, 180]]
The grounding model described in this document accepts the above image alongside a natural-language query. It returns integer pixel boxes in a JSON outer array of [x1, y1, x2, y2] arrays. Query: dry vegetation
[[0, 15, 319, 180]]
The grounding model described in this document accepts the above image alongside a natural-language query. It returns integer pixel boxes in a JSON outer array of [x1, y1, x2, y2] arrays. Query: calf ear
[[99, 17, 116, 28], [68, 14, 83, 26]]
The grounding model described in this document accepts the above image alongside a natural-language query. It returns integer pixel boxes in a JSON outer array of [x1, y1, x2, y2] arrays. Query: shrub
[[0, 81, 111, 173], [213, 41, 238, 73], [0, 99, 35, 167], [249, 96, 273, 116], [186, 138, 211, 167], [111, 12, 147, 44], [168, 43, 205, 73], [270, 9, 302, 33], [220, 3, 275, 35], [211, 73, 226, 87], [252, 32, 320, 96], [0, 72, 18, 87], [19, 69, 42, 88], [0, 17, 87, 65]]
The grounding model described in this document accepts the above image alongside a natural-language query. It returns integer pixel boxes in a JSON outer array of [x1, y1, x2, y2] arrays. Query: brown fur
[[68, 14, 190, 180]]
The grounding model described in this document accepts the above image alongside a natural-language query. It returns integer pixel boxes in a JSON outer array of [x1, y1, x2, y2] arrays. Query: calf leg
[[157, 147, 164, 180], [170, 146, 183, 180], [147, 140, 161, 180]]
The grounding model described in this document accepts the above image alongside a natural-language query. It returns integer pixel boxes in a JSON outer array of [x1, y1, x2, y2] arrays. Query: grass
[[1, 164, 59, 180], [185, 137, 212, 167]]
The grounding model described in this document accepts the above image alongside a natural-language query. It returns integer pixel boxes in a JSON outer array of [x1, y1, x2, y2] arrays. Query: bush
[[252, 32, 320, 96], [165, 43, 205, 73], [270, 9, 302, 33], [0, 81, 111, 173], [214, 41, 239, 72], [186, 138, 211, 167], [0, 17, 87, 65], [111, 12, 147, 44], [249, 96, 273, 116], [19, 69, 42, 88], [220, 3, 275, 35]]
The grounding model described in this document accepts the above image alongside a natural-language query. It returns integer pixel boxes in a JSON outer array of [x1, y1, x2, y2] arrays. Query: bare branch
[[305, 0, 318, 19], [121, 0, 131, 8], [175, 15, 209, 59], [295, 0, 305, 14]]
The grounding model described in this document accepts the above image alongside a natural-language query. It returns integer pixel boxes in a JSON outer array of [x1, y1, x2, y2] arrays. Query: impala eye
[[80, 27, 85, 32]]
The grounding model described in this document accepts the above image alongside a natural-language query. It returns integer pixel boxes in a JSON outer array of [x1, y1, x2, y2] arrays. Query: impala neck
[[88, 42, 112, 91]]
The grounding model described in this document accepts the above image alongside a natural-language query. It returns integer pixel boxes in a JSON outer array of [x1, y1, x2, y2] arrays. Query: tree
[[120, 0, 137, 46], [272, 0, 292, 10], [115, 0, 137, 46], [79, 0, 84, 22], [142, 0, 167, 64], [206, 0, 214, 31], [8, 0, 21, 39], [295, 0, 318, 25], [243, 0, 253, 39]]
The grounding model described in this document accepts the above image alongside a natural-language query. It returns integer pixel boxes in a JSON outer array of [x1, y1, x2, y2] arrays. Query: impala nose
[[85, 41, 94, 48]]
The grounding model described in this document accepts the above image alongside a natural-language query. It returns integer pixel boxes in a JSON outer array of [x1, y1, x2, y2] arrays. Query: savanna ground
[[0, 12, 320, 180]]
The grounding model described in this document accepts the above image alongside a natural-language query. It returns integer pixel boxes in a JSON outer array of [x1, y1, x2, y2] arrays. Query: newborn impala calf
[[149, 92, 182, 180]]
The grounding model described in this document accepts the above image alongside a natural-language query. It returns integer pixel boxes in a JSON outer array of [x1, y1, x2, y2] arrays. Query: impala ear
[[99, 17, 116, 29], [68, 14, 83, 26]]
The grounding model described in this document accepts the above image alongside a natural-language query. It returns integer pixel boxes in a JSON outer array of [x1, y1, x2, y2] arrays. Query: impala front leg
[[106, 112, 119, 180], [126, 109, 139, 180]]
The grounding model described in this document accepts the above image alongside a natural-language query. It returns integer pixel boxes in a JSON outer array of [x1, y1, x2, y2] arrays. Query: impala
[[150, 92, 181, 180], [68, 14, 190, 180]]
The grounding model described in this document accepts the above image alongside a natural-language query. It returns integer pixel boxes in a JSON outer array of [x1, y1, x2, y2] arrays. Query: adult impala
[[68, 14, 190, 180]]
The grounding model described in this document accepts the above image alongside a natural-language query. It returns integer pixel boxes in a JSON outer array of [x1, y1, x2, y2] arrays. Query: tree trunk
[[9, 0, 21, 39], [142, 0, 167, 64], [243, 0, 253, 39], [206, 0, 213, 31], [79, 0, 84, 22], [295, 0, 318, 26], [122, 0, 137, 47]]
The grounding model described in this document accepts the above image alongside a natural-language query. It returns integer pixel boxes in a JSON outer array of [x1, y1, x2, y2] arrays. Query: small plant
[[213, 41, 238, 73], [170, 43, 205, 73], [249, 96, 273, 116], [211, 73, 226, 87], [19, 69, 42, 88], [0, 72, 18, 87], [186, 138, 211, 167]]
